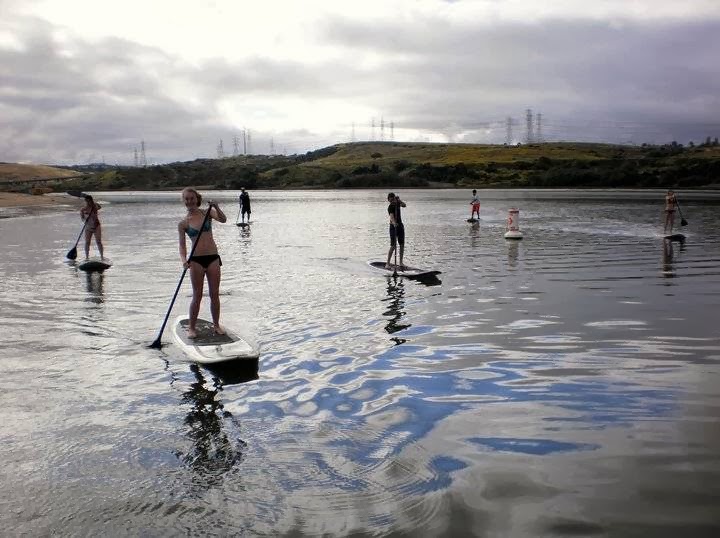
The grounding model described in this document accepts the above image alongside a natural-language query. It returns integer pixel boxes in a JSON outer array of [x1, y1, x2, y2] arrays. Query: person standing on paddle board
[[239, 188, 251, 223], [179, 187, 227, 339], [386, 192, 406, 270], [470, 189, 481, 220], [664, 189, 678, 234], [80, 195, 104, 259]]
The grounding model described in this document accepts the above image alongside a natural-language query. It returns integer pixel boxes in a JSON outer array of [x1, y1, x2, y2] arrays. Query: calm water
[[1, 189, 720, 537]]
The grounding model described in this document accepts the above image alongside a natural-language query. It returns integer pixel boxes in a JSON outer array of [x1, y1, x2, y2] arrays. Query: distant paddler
[[239, 187, 251, 224], [470, 189, 481, 220], [663, 189, 678, 234], [80, 194, 105, 259], [386, 192, 407, 270]]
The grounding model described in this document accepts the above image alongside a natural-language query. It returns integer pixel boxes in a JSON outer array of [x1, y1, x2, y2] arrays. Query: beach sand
[[0, 191, 81, 218]]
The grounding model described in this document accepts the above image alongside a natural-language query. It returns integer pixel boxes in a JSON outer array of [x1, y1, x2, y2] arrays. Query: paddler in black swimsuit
[[386, 192, 407, 270]]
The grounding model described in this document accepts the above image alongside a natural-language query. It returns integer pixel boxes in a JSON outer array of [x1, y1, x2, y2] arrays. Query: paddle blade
[[66, 190, 85, 197], [66, 247, 78, 260], [148, 338, 163, 349], [681, 218, 688, 226]]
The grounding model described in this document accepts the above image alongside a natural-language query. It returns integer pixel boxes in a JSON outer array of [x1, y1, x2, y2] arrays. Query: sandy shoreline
[[0, 191, 81, 218]]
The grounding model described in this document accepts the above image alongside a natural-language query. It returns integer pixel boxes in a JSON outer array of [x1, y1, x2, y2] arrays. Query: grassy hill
[[0, 163, 82, 184], [3, 141, 720, 193]]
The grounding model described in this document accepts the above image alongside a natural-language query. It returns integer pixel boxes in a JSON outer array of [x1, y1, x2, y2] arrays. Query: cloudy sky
[[2, 0, 719, 165]]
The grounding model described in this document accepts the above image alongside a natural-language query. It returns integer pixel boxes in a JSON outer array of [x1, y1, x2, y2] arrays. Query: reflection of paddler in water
[[80, 195, 105, 259], [84, 271, 105, 303], [383, 278, 411, 345], [507, 239, 519, 269], [176, 365, 247, 486], [178, 187, 227, 339], [662, 238, 674, 277]]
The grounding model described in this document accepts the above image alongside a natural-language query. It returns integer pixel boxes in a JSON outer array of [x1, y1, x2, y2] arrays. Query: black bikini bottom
[[189, 254, 222, 269]]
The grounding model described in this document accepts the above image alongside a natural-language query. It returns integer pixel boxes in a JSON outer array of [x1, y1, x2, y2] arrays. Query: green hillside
[[5, 141, 720, 193]]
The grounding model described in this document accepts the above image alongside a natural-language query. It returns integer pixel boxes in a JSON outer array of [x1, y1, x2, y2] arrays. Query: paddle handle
[[150, 204, 213, 348]]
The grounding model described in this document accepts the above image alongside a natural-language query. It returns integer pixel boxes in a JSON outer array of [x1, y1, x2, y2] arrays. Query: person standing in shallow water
[[664, 189, 678, 234], [178, 187, 227, 339], [239, 187, 251, 223], [386, 192, 406, 269], [470, 189, 481, 220], [80, 194, 104, 259]]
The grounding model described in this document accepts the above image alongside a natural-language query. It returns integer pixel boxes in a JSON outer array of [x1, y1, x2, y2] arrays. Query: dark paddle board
[[467, 218, 479, 223], [664, 234, 685, 242], [236, 222, 250, 227], [367, 261, 440, 279], [172, 317, 259, 364], [78, 257, 112, 272]]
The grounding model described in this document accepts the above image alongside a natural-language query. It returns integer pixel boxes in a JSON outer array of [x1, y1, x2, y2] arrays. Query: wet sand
[[0, 191, 80, 218]]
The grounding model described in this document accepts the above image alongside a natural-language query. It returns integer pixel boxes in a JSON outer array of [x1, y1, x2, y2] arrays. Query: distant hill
[[0, 163, 82, 184], [3, 141, 720, 192]]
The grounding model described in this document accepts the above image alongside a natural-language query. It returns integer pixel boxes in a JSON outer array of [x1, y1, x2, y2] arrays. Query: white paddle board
[[367, 261, 441, 279], [172, 317, 259, 364], [79, 257, 112, 272]]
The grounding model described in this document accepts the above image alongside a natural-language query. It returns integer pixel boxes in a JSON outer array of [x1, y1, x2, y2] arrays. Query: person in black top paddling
[[239, 188, 251, 223], [386, 192, 407, 269]]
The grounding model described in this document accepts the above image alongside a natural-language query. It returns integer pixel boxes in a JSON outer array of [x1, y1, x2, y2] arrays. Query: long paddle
[[676, 197, 688, 226], [66, 205, 95, 260], [149, 203, 213, 349]]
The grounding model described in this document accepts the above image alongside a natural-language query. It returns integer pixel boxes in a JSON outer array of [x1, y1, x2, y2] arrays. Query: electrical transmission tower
[[380, 117, 385, 141], [247, 131, 252, 155], [270, 137, 275, 155], [134, 148, 138, 167], [371, 118, 375, 141], [525, 109, 534, 144], [506, 117, 513, 145], [217, 139, 225, 159], [390, 121, 394, 141], [232, 135, 240, 156], [140, 140, 147, 167], [242, 128, 247, 155], [536, 113, 543, 143]]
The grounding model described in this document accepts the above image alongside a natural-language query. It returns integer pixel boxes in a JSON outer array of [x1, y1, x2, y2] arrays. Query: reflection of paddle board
[[79, 257, 112, 272], [172, 317, 259, 364], [236, 222, 250, 227], [664, 234, 685, 242], [367, 261, 441, 279]]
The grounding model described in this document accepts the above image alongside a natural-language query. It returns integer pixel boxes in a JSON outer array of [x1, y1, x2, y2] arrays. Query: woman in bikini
[[664, 189, 678, 234], [80, 194, 104, 259], [178, 187, 227, 338]]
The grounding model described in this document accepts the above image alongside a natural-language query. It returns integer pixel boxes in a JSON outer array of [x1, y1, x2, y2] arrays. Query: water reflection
[[469, 221, 480, 248], [383, 278, 410, 345], [507, 241, 519, 269], [84, 272, 105, 303], [175, 364, 249, 489]]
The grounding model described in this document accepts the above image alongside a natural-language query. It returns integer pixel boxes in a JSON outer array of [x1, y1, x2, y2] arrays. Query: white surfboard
[[172, 317, 259, 364]]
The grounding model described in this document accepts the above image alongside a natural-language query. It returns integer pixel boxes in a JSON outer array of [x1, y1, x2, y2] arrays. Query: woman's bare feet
[[214, 325, 226, 336], [187, 327, 198, 339]]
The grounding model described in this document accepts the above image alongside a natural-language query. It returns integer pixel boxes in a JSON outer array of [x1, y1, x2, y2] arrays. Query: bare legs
[[187, 259, 224, 338], [664, 210, 675, 234], [83, 227, 104, 259], [385, 243, 404, 269]]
